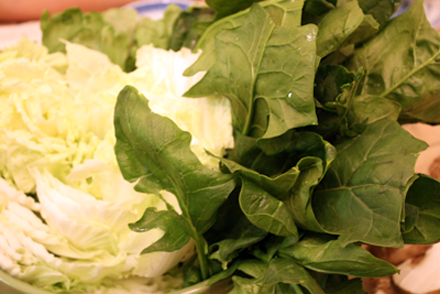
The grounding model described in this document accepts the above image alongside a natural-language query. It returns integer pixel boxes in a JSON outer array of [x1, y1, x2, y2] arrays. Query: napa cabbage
[[0, 38, 233, 293]]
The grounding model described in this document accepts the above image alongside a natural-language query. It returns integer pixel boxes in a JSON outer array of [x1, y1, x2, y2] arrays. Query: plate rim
[[125, 0, 192, 13]]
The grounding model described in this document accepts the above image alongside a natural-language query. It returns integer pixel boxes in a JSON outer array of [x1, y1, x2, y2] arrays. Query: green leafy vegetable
[[135, 4, 182, 50], [168, 7, 216, 51], [184, 1, 318, 139], [230, 258, 325, 294], [279, 233, 399, 277], [205, 0, 261, 19], [130, 208, 192, 253], [210, 215, 268, 265], [403, 174, 440, 244], [114, 86, 236, 279], [348, 0, 440, 124], [110, 1, 440, 292], [239, 178, 298, 237], [41, 8, 134, 71], [316, 0, 379, 59], [357, 0, 402, 27], [40, 5, 184, 72], [313, 119, 428, 247], [285, 157, 330, 233]]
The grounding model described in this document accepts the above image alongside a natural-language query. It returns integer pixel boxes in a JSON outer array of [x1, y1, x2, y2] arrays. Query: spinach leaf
[[348, 0, 440, 124], [239, 178, 299, 237], [285, 157, 331, 233], [313, 119, 428, 247], [210, 215, 268, 264], [189, 0, 305, 59], [230, 258, 325, 294], [218, 157, 299, 237], [40, 5, 183, 72], [184, 3, 318, 139], [350, 95, 401, 126], [220, 154, 300, 197], [310, 65, 365, 140], [316, 1, 379, 59], [310, 65, 359, 140], [205, 0, 262, 19], [270, 133, 336, 232], [113, 86, 236, 279], [403, 174, 440, 244], [219, 131, 336, 237], [315, 65, 356, 105], [356, 0, 402, 27], [206, 189, 268, 266], [135, 4, 182, 50], [168, 7, 216, 51], [279, 233, 398, 277], [402, 202, 419, 234], [41, 8, 132, 71], [129, 208, 191, 253], [254, 235, 301, 263], [225, 130, 334, 179]]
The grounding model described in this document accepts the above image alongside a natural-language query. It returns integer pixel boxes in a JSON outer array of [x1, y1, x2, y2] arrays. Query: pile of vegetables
[[2, 0, 440, 293]]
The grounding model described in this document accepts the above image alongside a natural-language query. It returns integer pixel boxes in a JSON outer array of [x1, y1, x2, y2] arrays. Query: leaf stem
[[179, 204, 210, 280], [176, 195, 210, 280], [193, 235, 210, 280], [242, 102, 254, 136], [380, 49, 440, 98]]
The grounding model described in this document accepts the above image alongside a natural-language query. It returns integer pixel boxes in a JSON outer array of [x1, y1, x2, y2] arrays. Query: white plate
[[0, 21, 41, 49]]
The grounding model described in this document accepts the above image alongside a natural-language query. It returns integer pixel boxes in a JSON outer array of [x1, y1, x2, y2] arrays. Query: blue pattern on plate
[[127, 1, 191, 18], [133, 2, 189, 13]]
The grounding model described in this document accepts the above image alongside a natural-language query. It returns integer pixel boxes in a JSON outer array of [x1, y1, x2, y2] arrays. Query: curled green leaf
[[279, 233, 399, 277]]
